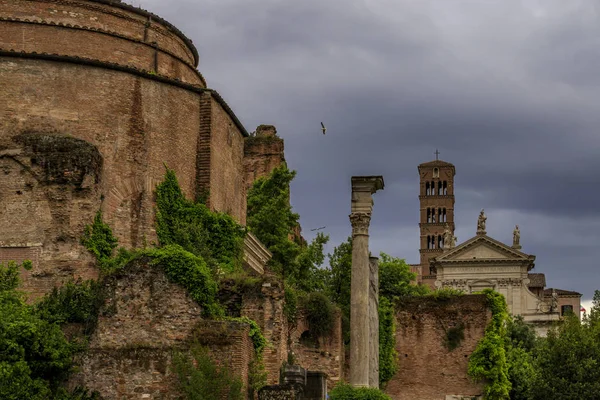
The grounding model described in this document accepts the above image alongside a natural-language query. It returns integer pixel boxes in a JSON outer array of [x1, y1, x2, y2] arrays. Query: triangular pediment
[[436, 235, 533, 263]]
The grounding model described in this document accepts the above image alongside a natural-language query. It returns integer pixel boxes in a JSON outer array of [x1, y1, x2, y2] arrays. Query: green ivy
[[155, 167, 246, 273], [302, 292, 336, 339], [0, 262, 102, 400], [143, 245, 223, 318], [445, 323, 465, 351], [378, 296, 398, 386], [172, 343, 243, 400], [81, 211, 118, 267], [468, 289, 511, 400], [329, 383, 392, 400], [35, 279, 104, 337]]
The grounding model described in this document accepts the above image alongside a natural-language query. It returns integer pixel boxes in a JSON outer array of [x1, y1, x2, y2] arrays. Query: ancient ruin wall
[[69, 260, 254, 400], [243, 125, 286, 195], [0, 0, 249, 298], [0, 0, 203, 85], [385, 295, 490, 400], [291, 309, 344, 389]]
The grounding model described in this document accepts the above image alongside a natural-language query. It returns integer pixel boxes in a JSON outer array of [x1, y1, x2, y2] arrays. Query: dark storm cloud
[[137, 0, 600, 300]]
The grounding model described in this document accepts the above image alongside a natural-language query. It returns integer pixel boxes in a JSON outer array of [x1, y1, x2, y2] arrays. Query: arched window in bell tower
[[443, 181, 448, 195], [425, 182, 430, 195], [437, 181, 442, 195], [431, 209, 436, 223], [433, 168, 439, 178]]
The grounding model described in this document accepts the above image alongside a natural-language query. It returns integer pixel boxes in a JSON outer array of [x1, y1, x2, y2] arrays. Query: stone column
[[349, 176, 384, 388], [368, 256, 380, 388]]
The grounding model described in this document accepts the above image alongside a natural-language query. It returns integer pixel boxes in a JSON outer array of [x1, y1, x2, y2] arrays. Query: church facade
[[412, 156, 582, 335]]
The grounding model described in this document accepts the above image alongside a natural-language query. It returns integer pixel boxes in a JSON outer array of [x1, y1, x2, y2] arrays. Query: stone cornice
[[436, 234, 534, 263], [243, 232, 272, 275], [0, 16, 202, 82], [0, 49, 250, 137], [28, 0, 200, 66]]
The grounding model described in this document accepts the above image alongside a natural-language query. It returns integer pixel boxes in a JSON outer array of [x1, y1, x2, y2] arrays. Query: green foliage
[[81, 211, 118, 267], [445, 323, 465, 351], [324, 237, 353, 344], [468, 289, 511, 400], [529, 313, 600, 400], [378, 253, 421, 300], [144, 245, 223, 317], [292, 232, 330, 292], [427, 287, 464, 301], [227, 316, 268, 355], [246, 165, 301, 276], [172, 343, 243, 400], [378, 296, 398, 386], [329, 383, 392, 400], [0, 261, 22, 291], [0, 266, 74, 399], [155, 167, 246, 273], [35, 279, 104, 336], [283, 285, 299, 326], [302, 292, 335, 339]]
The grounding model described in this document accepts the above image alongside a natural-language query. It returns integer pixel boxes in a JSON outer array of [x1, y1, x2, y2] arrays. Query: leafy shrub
[[329, 383, 392, 400], [35, 279, 104, 336], [427, 287, 464, 301], [155, 167, 246, 273], [144, 245, 223, 317], [302, 292, 335, 339], [445, 323, 465, 351], [468, 289, 511, 400], [81, 211, 118, 267], [172, 343, 243, 400]]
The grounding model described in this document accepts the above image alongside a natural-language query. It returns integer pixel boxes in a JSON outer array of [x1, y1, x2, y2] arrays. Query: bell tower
[[417, 151, 456, 287]]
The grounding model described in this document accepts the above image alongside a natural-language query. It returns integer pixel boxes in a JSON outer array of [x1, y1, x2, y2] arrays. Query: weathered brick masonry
[[69, 259, 254, 400], [0, 0, 248, 298], [385, 295, 490, 400]]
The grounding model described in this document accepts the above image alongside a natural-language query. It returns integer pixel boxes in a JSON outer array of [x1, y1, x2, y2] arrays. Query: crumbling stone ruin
[[1, 2, 495, 400]]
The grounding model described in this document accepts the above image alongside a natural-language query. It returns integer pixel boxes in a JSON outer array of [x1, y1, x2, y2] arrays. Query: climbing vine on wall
[[378, 296, 398, 386], [155, 167, 246, 273], [81, 211, 118, 268], [468, 289, 511, 400]]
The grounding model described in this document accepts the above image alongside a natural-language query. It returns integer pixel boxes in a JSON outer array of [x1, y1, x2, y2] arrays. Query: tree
[[378, 253, 429, 301], [324, 237, 353, 344], [246, 165, 301, 276], [530, 313, 600, 400]]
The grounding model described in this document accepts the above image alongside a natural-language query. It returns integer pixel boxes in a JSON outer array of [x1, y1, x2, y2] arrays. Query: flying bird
[[311, 226, 326, 231], [321, 122, 326, 135]]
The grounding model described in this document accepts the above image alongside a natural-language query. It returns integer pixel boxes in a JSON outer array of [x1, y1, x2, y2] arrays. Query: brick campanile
[[417, 153, 456, 288]]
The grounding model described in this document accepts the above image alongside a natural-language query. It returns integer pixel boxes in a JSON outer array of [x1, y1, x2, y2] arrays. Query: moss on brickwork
[[15, 133, 102, 187]]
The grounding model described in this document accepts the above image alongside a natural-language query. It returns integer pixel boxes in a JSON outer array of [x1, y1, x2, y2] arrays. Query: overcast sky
[[136, 0, 599, 304]]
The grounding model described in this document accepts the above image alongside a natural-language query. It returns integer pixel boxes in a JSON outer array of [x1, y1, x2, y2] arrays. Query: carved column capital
[[349, 212, 372, 236]]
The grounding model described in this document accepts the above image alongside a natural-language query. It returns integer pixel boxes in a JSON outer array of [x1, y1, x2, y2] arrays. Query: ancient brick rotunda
[[0, 0, 270, 298]]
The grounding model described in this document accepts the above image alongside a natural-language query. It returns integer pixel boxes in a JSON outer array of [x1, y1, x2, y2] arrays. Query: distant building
[[413, 156, 582, 335]]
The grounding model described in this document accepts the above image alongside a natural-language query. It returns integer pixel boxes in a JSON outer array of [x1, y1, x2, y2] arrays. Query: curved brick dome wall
[[0, 0, 248, 298], [0, 0, 204, 85]]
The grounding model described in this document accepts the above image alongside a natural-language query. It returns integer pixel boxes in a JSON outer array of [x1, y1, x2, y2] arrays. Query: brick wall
[[243, 126, 285, 195], [384, 295, 490, 400], [209, 98, 247, 225], [291, 309, 344, 388], [0, 0, 251, 298], [70, 259, 254, 400], [0, 0, 201, 84], [238, 274, 289, 386]]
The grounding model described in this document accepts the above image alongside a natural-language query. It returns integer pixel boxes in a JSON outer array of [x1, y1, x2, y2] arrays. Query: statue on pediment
[[476, 209, 486, 234], [443, 224, 454, 249], [513, 225, 520, 247]]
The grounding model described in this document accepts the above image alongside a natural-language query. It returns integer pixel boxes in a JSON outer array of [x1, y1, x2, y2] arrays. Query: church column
[[349, 176, 384, 388]]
